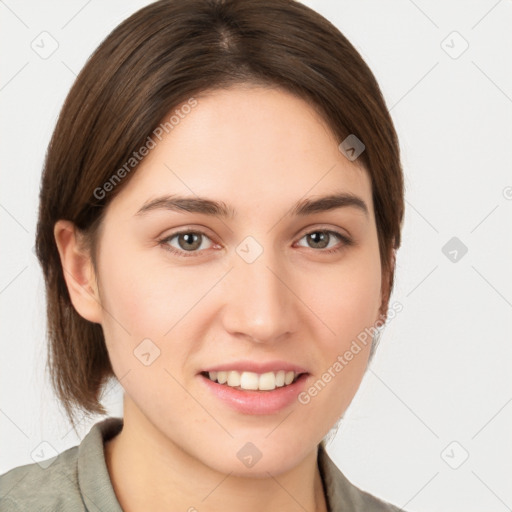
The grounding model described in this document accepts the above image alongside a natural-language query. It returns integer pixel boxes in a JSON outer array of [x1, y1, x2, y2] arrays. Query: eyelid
[[157, 224, 217, 240]]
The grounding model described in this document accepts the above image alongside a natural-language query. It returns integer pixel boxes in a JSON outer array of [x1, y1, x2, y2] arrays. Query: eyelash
[[158, 228, 353, 258]]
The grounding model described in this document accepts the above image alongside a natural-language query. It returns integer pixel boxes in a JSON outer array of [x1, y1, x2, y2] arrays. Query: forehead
[[107, 85, 372, 219]]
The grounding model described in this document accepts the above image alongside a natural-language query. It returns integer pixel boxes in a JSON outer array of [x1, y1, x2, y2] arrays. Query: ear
[[53, 219, 103, 324], [378, 246, 397, 322]]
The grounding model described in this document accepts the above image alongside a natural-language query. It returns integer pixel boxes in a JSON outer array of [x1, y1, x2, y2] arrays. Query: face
[[92, 85, 383, 476]]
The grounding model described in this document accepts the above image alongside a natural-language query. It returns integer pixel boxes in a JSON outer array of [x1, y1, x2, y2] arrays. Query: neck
[[104, 399, 328, 512]]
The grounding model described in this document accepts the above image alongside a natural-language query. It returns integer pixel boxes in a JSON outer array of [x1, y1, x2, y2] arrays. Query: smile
[[202, 370, 303, 391]]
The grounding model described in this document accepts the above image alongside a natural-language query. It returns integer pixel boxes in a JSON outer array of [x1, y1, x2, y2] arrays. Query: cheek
[[312, 251, 382, 345], [297, 258, 381, 428], [96, 242, 221, 382], [95, 249, 200, 400], [97, 243, 204, 335]]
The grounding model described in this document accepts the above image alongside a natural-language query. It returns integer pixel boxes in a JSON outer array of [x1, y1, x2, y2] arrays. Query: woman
[[0, 0, 406, 510]]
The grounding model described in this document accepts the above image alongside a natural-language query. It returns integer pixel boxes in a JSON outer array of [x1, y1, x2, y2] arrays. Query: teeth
[[284, 371, 295, 385], [258, 372, 276, 391], [207, 370, 301, 391], [227, 371, 241, 387]]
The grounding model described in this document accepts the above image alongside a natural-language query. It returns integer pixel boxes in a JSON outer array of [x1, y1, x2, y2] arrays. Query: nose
[[220, 242, 299, 344]]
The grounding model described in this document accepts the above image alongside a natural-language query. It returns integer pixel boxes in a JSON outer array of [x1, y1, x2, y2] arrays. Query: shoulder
[[0, 444, 82, 511], [0, 417, 124, 512], [318, 443, 407, 512]]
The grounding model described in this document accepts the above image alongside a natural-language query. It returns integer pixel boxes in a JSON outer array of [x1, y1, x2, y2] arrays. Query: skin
[[55, 85, 388, 512]]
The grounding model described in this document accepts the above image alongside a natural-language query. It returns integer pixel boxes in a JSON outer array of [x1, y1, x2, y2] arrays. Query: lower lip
[[199, 373, 309, 415]]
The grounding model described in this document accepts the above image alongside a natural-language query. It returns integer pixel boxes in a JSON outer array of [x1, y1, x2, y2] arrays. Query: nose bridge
[[222, 235, 296, 343]]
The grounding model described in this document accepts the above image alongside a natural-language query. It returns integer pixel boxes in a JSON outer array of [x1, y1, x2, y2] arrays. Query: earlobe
[[53, 219, 103, 324]]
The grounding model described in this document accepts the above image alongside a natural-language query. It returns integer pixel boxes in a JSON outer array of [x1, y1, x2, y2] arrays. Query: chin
[[202, 434, 317, 477]]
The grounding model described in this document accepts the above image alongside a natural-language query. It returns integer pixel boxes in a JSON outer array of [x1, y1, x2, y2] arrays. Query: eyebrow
[[134, 192, 368, 218]]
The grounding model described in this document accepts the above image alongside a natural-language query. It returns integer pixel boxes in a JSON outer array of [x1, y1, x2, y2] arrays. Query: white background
[[1, 1, 511, 511]]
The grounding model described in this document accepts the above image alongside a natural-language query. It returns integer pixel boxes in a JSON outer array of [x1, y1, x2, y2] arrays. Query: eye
[[159, 230, 215, 257], [295, 229, 352, 254], [158, 227, 353, 258]]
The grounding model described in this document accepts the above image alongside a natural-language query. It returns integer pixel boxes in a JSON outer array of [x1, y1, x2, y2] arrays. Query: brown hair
[[35, 0, 404, 431]]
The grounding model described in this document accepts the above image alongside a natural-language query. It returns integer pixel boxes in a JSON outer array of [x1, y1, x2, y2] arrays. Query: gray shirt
[[0, 417, 405, 511]]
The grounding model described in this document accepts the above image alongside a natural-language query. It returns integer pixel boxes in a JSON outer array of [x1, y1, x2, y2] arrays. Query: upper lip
[[200, 360, 309, 375]]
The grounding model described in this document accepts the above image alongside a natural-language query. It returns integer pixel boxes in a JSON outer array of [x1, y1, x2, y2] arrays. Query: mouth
[[197, 360, 311, 414], [198, 365, 310, 415], [200, 369, 306, 392]]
